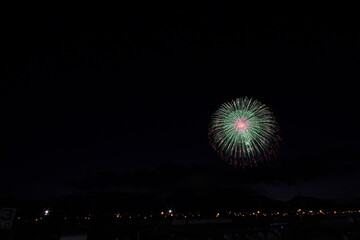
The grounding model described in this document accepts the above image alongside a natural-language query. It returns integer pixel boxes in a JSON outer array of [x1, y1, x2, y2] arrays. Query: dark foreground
[[1, 211, 360, 240]]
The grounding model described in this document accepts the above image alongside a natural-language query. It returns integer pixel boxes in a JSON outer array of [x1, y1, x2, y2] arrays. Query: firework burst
[[209, 97, 280, 167]]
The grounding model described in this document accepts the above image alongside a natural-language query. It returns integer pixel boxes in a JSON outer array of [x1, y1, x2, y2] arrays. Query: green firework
[[209, 97, 280, 167]]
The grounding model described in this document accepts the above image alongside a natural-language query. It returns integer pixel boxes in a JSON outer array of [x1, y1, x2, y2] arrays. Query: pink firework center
[[234, 118, 249, 132]]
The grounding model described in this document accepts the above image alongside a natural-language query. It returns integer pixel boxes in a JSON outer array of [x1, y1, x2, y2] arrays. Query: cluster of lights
[[112, 209, 360, 220], [296, 209, 360, 216], [214, 209, 360, 218], [30, 215, 93, 222], [113, 210, 203, 220], [221, 211, 288, 217], [15, 208, 360, 224]]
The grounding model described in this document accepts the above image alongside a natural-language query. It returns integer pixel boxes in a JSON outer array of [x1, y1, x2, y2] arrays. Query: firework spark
[[209, 97, 280, 167]]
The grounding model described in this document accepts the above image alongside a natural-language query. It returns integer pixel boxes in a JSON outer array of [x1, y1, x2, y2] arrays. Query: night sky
[[2, 2, 359, 201]]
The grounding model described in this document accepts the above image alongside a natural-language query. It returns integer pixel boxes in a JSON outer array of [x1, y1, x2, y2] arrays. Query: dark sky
[[2, 2, 359, 200]]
